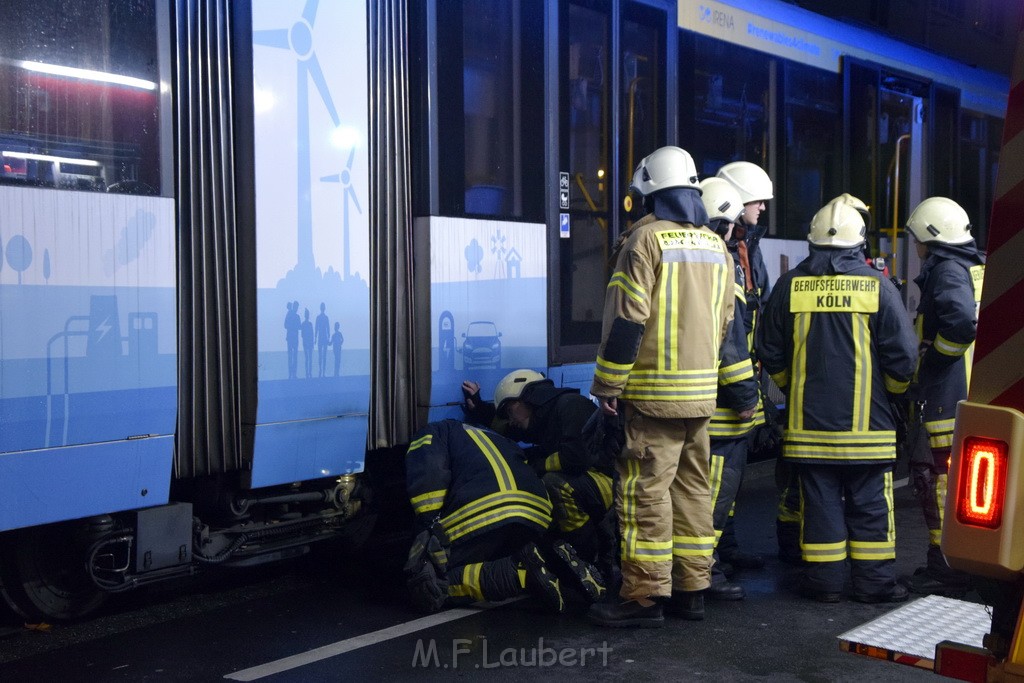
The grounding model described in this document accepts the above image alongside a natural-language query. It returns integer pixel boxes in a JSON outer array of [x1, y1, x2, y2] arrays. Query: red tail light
[[955, 437, 1007, 529]]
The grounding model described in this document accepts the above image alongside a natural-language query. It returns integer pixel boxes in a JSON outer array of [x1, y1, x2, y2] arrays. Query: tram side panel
[[0, 187, 178, 532], [248, 0, 371, 486]]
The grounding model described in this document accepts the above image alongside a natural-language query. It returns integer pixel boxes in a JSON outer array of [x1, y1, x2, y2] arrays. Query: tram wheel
[[0, 523, 107, 622]]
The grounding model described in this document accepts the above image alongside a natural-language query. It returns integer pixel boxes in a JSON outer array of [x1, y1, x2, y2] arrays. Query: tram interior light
[[11, 58, 156, 91]]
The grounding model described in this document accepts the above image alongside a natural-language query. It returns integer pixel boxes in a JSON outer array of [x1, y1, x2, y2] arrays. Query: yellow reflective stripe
[[621, 386, 718, 401], [410, 488, 447, 515], [545, 453, 561, 472], [464, 426, 515, 492], [849, 540, 895, 560], [884, 469, 895, 544], [672, 535, 716, 557], [719, 359, 754, 385], [441, 490, 552, 531], [587, 471, 614, 509], [709, 454, 725, 511], [770, 369, 789, 389], [786, 429, 897, 443], [852, 313, 871, 432], [554, 481, 589, 532], [630, 369, 719, 379], [802, 540, 848, 562], [450, 563, 484, 601], [784, 444, 896, 460], [608, 272, 647, 303], [659, 262, 679, 371], [790, 313, 811, 431], [926, 418, 956, 450], [595, 356, 634, 383], [408, 434, 433, 452], [933, 333, 971, 357], [936, 473, 948, 536], [884, 374, 909, 394], [711, 261, 729, 359], [621, 460, 641, 560], [734, 283, 745, 300], [445, 504, 552, 543], [627, 539, 673, 562]]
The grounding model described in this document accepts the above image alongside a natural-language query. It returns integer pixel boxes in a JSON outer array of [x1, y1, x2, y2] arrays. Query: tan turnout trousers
[[616, 403, 715, 599]]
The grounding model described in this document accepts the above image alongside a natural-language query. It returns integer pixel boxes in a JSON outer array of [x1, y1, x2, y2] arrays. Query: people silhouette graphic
[[301, 308, 314, 379], [331, 322, 344, 377], [315, 302, 330, 377], [285, 301, 301, 379]]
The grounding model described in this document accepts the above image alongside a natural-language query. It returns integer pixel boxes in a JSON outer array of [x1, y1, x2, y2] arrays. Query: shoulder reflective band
[[955, 436, 1007, 529], [790, 276, 879, 313]]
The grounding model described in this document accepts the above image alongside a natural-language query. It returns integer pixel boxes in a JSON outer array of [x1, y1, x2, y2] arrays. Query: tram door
[[844, 57, 961, 313], [551, 0, 674, 363]]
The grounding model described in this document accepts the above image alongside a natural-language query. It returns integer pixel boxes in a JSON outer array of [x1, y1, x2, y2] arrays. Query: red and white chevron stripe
[[971, 33, 1024, 410]]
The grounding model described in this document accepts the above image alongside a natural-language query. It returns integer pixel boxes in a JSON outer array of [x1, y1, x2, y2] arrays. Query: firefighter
[[403, 419, 604, 613], [461, 370, 616, 578], [588, 146, 734, 627], [901, 197, 986, 595], [716, 161, 776, 571], [699, 177, 761, 600], [757, 195, 918, 603]]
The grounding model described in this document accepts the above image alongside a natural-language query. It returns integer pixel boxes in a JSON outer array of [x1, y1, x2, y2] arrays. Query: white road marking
[[224, 600, 518, 680]]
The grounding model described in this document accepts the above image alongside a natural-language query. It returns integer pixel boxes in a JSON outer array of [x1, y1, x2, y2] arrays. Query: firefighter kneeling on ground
[[403, 419, 605, 614], [462, 370, 618, 584], [757, 195, 918, 603]]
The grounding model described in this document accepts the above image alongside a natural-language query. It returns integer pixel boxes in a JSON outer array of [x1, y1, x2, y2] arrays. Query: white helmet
[[630, 146, 700, 197], [832, 193, 872, 230], [906, 197, 973, 245], [494, 369, 545, 417], [698, 177, 743, 223], [716, 161, 773, 204], [808, 196, 866, 248]]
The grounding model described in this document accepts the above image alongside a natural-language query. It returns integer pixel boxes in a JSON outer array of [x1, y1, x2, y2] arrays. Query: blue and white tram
[[0, 0, 1009, 621]]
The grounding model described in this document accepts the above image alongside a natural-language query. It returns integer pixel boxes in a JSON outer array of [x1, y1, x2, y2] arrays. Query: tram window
[[0, 1, 166, 196], [779, 62, 841, 239], [683, 36, 769, 183], [431, 0, 544, 220], [959, 112, 1002, 250]]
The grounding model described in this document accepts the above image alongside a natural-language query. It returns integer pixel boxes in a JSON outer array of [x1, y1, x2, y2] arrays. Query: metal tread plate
[[838, 595, 992, 670]]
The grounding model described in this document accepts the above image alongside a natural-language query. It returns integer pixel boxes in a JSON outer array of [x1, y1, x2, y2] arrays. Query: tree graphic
[[6, 235, 32, 285]]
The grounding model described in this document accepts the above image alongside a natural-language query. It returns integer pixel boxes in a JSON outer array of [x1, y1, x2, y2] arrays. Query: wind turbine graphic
[[254, 0, 340, 274], [321, 147, 362, 280]]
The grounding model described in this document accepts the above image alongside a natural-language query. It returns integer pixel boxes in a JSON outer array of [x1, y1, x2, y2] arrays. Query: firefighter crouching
[[403, 419, 604, 614], [757, 195, 918, 603], [901, 197, 986, 596], [462, 370, 617, 581], [588, 145, 734, 627], [699, 177, 761, 600]]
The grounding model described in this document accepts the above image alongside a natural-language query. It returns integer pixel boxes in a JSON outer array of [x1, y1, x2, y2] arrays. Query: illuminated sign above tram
[[681, 0, 1008, 117]]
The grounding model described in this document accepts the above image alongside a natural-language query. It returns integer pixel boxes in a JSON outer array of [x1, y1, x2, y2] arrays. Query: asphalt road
[[0, 461, 953, 681]]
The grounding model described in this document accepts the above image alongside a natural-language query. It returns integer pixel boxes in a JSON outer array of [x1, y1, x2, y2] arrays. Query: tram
[[0, 0, 1008, 621]]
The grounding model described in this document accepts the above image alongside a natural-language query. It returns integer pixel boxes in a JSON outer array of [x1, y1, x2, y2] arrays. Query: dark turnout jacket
[[913, 241, 986, 450], [406, 420, 552, 544], [757, 247, 918, 465]]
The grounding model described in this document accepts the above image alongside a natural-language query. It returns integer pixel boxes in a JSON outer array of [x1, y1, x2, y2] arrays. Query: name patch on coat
[[656, 229, 722, 251], [790, 276, 879, 313], [970, 265, 985, 303]]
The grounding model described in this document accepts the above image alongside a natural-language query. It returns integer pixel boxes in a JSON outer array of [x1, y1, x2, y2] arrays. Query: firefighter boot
[[664, 590, 705, 620], [517, 543, 566, 613], [548, 540, 606, 603], [588, 596, 664, 628]]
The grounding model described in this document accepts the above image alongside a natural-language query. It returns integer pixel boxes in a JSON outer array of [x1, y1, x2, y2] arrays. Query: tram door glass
[[557, 1, 666, 356], [682, 36, 769, 194], [780, 62, 842, 239], [0, 1, 168, 196], [560, 2, 611, 352], [959, 112, 1002, 250]]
